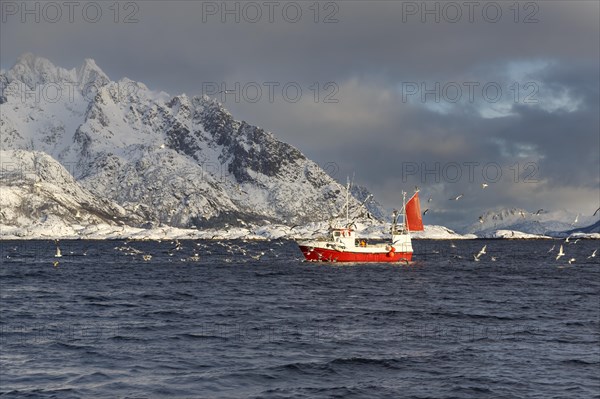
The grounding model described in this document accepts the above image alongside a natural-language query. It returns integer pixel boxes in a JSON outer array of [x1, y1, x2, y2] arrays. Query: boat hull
[[299, 245, 412, 263]]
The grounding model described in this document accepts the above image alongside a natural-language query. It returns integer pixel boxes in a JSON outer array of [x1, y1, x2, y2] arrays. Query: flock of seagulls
[[48, 238, 292, 267], [49, 233, 597, 267], [465, 236, 598, 265], [421, 182, 489, 218], [423, 181, 596, 232], [467, 244, 497, 262], [548, 236, 598, 265]]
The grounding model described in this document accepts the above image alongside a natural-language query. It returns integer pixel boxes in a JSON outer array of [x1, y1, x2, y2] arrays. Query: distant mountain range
[[462, 207, 599, 237]]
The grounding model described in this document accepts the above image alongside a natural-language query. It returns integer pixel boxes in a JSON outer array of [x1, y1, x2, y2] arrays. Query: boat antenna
[[348, 194, 374, 225], [345, 176, 350, 226], [402, 191, 407, 232]]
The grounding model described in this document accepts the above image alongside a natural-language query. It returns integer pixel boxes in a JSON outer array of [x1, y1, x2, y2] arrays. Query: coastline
[[2, 223, 597, 241]]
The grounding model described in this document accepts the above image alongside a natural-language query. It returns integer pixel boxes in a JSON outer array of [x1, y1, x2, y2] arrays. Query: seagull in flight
[[571, 214, 579, 226], [547, 244, 555, 253], [588, 249, 597, 259], [428, 196, 433, 203], [449, 194, 463, 201], [478, 216, 484, 224], [534, 209, 544, 215], [556, 245, 565, 260], [473, 245, 487, 261], [594, 207, 600, 216], [423, 209, 429, 216], [477, 245, 487, 257], [481, 183, 488, 189]]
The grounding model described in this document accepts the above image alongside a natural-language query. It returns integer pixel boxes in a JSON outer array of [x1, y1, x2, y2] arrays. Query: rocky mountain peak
[[6, 53, 109, 91]]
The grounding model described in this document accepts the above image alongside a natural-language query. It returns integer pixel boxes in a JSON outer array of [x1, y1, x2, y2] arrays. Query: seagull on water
[[568, 258, 576, 264], [556, 245, 565, 261], [478, 216, 484, 224]]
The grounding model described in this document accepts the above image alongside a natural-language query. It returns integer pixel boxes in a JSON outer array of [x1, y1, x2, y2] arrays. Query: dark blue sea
[[1, 239, 599, 398]]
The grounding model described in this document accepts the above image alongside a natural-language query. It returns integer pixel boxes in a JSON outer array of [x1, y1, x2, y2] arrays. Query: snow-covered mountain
[[0, 150, 141, 236], [1, 54, 370, 230]]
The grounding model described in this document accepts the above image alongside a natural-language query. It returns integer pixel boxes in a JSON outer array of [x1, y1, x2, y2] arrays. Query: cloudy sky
[[1, 0, 599, 228]]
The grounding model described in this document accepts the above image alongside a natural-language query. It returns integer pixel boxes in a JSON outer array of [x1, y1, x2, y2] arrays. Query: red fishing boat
[[297, 188, 424, 263]]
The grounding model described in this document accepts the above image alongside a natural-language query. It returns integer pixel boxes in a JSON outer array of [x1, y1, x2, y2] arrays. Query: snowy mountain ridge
[[463, 207, 597, 237]]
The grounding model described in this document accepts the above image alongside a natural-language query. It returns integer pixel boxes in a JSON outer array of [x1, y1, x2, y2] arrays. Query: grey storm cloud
[[1, 0, 598, 228]]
